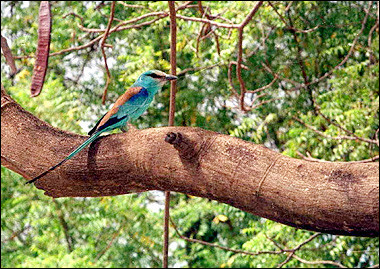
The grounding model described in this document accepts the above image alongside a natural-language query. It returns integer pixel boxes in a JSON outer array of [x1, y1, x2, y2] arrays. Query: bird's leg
[[127, 123, 137, 130], [121, 123, 137, 133]]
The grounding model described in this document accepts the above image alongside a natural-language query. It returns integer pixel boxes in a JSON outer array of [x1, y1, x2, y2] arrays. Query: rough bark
[[1, 88, 379, 237]]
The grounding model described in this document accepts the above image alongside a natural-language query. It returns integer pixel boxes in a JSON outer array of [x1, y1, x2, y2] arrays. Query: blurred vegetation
[[1, 1, 378, 268]]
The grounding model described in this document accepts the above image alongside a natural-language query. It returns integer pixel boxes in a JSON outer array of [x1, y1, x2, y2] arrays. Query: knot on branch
[[165, 132, 182, 144], [1, 85, 16, 108], [164, 132, 200, 162]]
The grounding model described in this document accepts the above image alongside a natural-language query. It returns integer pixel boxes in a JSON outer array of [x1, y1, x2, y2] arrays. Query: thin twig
[[164, 2, 177, 267], [1, 225, 31, 244], [177, 63, 221, 76], [14, 12, 169, 59], [176, 14, 240, 28], [53, 199, 74, 253], [313, 100, 378, 145], [262, 2, 373, 94], [293, 116, 378, 144], [278, 253, 295, 268], [246, 75, 278, 94], [100, 1, 116, 104], [268, 2, 321, 33], [285, 6, 317, 110], [170, 218, 283, 256], [291, 1, 372, 91], [62, 12, 84, 24], [96, 226, 123, 261], [228, 62, 239, 98], [236, 1, 264, 111], [171, 217, 325, 264], [117, 1, 154, 12], [292, 254, 347, 268], [273, 233, 322, 268], [176, 1, 194, 11]]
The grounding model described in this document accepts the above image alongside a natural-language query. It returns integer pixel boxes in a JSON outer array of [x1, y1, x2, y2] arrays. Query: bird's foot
[[121, 123, 137, 133]]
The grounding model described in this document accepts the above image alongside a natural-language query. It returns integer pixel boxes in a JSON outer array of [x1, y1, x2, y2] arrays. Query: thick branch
[[1, 88, 378, 237]]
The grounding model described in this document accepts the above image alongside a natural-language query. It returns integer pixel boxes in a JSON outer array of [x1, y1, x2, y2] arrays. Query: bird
[[26, 70, 177, 185]]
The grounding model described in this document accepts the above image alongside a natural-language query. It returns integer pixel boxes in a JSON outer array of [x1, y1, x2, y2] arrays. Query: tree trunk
[[1, 87, 379, 237]]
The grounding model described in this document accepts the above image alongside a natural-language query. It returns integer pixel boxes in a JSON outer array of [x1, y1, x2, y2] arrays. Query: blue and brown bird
[[26, 70, 177, 184]]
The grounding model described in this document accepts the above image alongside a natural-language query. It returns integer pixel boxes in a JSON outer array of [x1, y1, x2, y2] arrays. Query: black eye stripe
[[147, 73, 163, 79]]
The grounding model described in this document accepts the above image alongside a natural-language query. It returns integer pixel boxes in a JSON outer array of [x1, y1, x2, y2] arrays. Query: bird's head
[[136, 70, 177, 89]]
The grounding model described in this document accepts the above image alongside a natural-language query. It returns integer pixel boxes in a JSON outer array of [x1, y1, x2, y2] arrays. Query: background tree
[[1, 1, 379, 268]]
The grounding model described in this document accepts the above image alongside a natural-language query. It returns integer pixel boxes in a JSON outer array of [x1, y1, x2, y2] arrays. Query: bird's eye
[[147, 73, 163, 79]]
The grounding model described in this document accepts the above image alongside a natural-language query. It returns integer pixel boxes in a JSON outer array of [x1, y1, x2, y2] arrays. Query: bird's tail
[[26, 132, 102, 185]]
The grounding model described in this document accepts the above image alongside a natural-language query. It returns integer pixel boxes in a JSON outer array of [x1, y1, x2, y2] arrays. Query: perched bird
[[26, 70, 177, 184]]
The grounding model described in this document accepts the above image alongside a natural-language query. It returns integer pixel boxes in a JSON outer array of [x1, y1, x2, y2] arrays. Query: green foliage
[[1, 1, 378, 268]]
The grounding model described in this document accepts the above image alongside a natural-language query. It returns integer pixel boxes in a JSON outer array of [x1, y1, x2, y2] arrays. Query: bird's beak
[[165, 74, 178, 81]]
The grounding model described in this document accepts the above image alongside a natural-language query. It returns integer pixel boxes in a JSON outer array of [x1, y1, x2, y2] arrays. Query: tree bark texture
[[1, 88, 379, 237]]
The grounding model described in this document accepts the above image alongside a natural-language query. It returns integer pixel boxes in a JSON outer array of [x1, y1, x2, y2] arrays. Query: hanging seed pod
[[30, 1, 51, 97]]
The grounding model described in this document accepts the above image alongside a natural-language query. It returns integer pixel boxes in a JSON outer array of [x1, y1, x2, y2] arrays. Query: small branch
[[294, 1, 372, 90], [267, 2, 288, 26], [164, 2, 177, 267], [117, 1, 154, 12], [171, 217, 333, 269], [1, 225, 31, 244], [113, 12, 169, 32], [95, 226, 123, 261], [228, 62, 239, 98], [170, 218, 284, 256], [246, 26, 275, 58], [293, 116, 378, 144], [53, 200, 74, 253], [100, 1, 116, 104], [277, 253, 294, 268], [246, 75, 278, 94], [248, 97, 281, 110], [268, 2, 321, 33], [292, 254, 347, 268], [14, 12, 169, 59], [236, 1, 264, 111], [263, 2, 372, 94], [62, 12, 84, 25], [176, 14, 240, 28], [176, 1, 195, 11], [313, 100, 378, 145], [273, 233, 322, 268], [120, 17, 165, 30], [286, 7, 315, 110], [239, 2, 264, 28], [262, 62, 303, 88], [177, 63, 221, 76]]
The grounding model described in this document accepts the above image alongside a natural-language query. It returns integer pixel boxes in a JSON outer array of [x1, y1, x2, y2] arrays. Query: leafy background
[[1, 1, 379, 268]]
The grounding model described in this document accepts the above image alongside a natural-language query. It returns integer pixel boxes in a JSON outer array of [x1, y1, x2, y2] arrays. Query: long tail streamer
[[26, 132, 102, 184]]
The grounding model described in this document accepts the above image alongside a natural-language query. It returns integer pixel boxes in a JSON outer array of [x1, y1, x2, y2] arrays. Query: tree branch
[[100, 1, 116, 104], [1, 87, 378, 237], [293, 116, 378, 145], [164, 2, 178, 267], [172, 217, 346, 268]]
